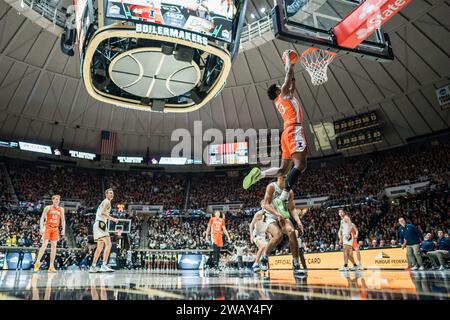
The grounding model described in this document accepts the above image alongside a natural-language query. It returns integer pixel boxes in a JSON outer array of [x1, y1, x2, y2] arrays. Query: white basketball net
[[300, 48, 336, 86]]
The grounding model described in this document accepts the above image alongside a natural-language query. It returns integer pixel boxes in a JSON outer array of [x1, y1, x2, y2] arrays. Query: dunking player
[[259, 177, 304, 276], [243, 49, 307, 219], [89, 188, 119, 273], [34, 195, 66, 272], [249, 203, 268, 272], [205, 210, 231, 271], [338, 209, 359, 271]]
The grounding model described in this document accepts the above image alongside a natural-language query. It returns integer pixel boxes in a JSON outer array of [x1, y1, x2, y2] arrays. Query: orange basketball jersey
[[209, 217, 225, 247], [274, 95, 304, 129], [209, 217, 224, 234], [45, 206, 62, 229]]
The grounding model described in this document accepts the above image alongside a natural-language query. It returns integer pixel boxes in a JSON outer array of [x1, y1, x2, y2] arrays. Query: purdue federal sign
[[135, 24, 208, 47], [269, 247, 408, 270]]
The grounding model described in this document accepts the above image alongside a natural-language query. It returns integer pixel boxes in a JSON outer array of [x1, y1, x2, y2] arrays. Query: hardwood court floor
[[1, 269, 449, 300]]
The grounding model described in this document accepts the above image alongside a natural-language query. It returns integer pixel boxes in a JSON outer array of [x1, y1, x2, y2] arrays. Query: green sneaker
[[273, 198, 290, 219], [242, 167, 262, 190]]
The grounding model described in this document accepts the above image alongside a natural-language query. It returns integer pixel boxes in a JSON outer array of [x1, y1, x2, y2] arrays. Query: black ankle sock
[[285, 166, 301, 191]]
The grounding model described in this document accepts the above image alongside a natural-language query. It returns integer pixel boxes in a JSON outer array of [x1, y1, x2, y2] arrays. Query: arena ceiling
[[0, 0, 449, 159]]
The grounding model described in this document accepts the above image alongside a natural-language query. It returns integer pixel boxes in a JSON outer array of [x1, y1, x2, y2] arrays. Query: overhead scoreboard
[[334, 111, 383, 151], [69, 0, 248, 113]]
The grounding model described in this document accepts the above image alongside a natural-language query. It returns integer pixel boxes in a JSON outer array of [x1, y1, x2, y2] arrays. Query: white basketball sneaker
[[100, 265, 114, 272], [89, 266, 98, 273]]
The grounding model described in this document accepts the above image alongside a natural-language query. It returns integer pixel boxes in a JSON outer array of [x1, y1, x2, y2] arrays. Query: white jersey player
[[249, 206, 268, 272], [89, 188, 119, 273]]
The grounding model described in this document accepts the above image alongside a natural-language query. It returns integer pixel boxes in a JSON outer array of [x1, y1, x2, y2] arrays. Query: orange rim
[[300, 47, 337, 68]]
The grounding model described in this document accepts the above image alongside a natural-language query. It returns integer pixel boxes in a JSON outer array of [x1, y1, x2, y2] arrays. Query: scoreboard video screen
[[105, 0, 235, 43], [207, 142, 248, 165]]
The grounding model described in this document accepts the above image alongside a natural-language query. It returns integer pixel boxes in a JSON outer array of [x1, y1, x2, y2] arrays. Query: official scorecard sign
[[269, 247, 408, 270]]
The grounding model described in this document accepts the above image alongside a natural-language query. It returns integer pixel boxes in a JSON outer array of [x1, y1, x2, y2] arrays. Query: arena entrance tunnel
[[66, 0, 248, 113]]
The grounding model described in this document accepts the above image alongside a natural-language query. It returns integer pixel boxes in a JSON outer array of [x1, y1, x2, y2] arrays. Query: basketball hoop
[[300, 48, 336, 86]]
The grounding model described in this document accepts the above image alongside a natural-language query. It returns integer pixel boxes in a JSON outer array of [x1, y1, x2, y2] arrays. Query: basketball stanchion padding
[[300, 48, 336, 86]]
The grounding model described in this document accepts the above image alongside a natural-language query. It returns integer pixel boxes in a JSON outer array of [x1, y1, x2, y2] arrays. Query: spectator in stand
[[390, 239, 397, 247], [371, 239, 378, 249], [398, 217, 424, 271], [357, 241, 365, 250], [420, 233, 435, 254], [104, 172, 185, 209], [379, 239, 386, 247], [427, 230, 450, 271]]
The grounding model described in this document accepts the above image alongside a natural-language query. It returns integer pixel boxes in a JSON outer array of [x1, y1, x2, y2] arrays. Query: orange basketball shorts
[[212, 233, 223, 248], [44, 227, 59, 241], [281, 125, 308, 159]]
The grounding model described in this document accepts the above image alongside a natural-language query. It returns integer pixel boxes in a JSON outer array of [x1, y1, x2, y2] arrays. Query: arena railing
[[20, 0, 66, 28], [239, 14, 273, 50]]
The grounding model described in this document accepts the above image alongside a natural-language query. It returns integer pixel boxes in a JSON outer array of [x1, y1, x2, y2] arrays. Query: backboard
[[273, 0, 394, 61], [108, 218, 132, 234]]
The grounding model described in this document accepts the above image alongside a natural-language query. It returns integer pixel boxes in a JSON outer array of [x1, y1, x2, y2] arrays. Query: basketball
[[282, 49, 298, 65]]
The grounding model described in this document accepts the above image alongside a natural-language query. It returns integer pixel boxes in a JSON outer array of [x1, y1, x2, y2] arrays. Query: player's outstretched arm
[[281, 53, 295, 98]]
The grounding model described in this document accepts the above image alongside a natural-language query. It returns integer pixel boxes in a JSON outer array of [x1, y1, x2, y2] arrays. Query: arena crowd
[[0, 138, 448, 270]]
